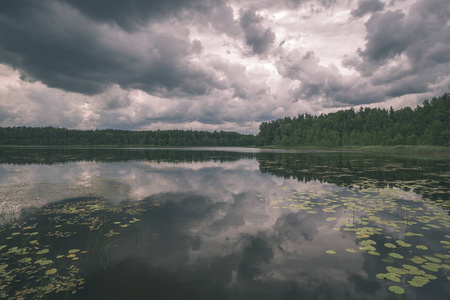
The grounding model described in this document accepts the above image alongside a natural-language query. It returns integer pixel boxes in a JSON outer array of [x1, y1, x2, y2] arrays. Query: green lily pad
[[37, 248, 50, 255], [388, 286, 405, 294], [396, 240, 411, 247], [411, 256, 427, 264], [345, 248, 358, 253], [416, 245, 428, 250], [423, 256, 441, 263], [384, 243, 396, 249], [388, 253, 404, 259], [326, 250, 336, 254], [45, 268, 57, 275]]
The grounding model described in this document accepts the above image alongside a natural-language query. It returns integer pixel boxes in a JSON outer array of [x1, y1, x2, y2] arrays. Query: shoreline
[[1, 144, 449, 157]]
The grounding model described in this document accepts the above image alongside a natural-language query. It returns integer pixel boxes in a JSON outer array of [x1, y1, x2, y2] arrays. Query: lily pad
[[388, 253, 404, 259], [45, 268, 57, 275], [326, 250, 336, 254], [388, 286, 405, 294]]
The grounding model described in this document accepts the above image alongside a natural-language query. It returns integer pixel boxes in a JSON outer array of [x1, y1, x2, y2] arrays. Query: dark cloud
[[359, 0, 450, 66], [284, 0, 337, 9], [61, 0, 230, 32], [237, 232, 274, 281], [276, 50, 354, 104], [273, 0, 450, 107], [240, 9, 276, 55], [358, 10, 407, 63], [354, 0, 450, 98], [0, 0, 237, 96], [351, 0, 385, 18]]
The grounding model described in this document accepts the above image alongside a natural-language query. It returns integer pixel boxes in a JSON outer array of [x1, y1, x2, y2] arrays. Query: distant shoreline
[[2, 144, 449, 157], [259, 145, 450, 158]]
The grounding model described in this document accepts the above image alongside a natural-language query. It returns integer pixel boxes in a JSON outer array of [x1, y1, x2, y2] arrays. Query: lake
[[0, 147, 449, 299]]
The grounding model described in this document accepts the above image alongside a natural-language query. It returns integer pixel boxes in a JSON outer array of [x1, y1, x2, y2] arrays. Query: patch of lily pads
[[0, 197, 159, 299], [269, 182, 450, 295]]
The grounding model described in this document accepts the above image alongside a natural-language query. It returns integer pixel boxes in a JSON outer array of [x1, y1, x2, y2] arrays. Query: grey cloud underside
[[240, 9, 276, 55], [0, 0, 449, 130], [0, 0, 239, 96], [355, 0, 450, 96], [62, 0, 228, 31], [351, 0, 385, 18], [274, 0, 450, 106]]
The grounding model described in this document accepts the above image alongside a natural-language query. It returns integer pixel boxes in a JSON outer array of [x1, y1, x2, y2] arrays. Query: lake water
[[0, 147, 449, 299]]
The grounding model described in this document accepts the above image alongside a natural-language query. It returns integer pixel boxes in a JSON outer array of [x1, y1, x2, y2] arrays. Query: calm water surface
[[0, 147, 449, 299]]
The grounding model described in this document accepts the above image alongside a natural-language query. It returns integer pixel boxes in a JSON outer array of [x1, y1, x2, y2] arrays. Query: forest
[[256, 93, 450, 147], [0, 93, 449, 147], [0, 127, 255, 146]]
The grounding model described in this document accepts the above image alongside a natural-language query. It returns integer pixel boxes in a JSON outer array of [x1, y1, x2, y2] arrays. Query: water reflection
[[0, 148, 449, 299]]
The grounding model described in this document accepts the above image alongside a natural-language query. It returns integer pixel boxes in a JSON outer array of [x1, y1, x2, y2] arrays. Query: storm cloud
[[351, 0, 385, 18], [0, 0, 449, 132]]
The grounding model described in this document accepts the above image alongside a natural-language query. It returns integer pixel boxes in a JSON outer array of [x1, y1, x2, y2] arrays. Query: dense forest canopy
[[256, 93, 450, 147], [0, 128, 255, 146], [0, 93, 449, 147]]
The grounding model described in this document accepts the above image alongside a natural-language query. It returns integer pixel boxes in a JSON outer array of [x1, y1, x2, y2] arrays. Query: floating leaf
[[422, 263, 440, 272], [19, 257, 32, 263], [384, 243, 396, 249], [396, 240, 411, 247], [411, 256, 427, 264], [345, 248, 358, 253], [385, 273, 401, 282], [326, 217, 337, 221], [45, 268, 57, 275], [423, 256, 441, 263], [68, 249, 80, 254], [37, 249, 49, 255], [361, 240, 376, 246], [368, 251, 380, 256], [389, 253, 404, 259], [326, 250, 336, 254], [424, 274, 437, 280], [388, 286, 404, 295], [404, 232, 423, 237], [416, 245, 428, 250]]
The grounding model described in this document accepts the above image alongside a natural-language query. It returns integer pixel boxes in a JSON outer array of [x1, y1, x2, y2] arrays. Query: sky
[[0, 0, 449, 134]]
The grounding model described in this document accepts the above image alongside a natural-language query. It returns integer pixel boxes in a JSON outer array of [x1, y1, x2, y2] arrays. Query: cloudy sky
[[0, 0, 449, 133]]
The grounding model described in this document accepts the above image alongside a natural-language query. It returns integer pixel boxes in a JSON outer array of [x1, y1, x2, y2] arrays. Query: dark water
[[0, 147, 449, 300]]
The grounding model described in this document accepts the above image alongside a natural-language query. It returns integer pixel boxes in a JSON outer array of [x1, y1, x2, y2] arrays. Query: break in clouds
[[0, 0, 449, 133]]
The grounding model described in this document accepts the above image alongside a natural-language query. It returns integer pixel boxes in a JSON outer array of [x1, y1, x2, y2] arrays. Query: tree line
[[0, 93, 449, 147], [256, 93, 450, 147], [0, 127, 256, 146]]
